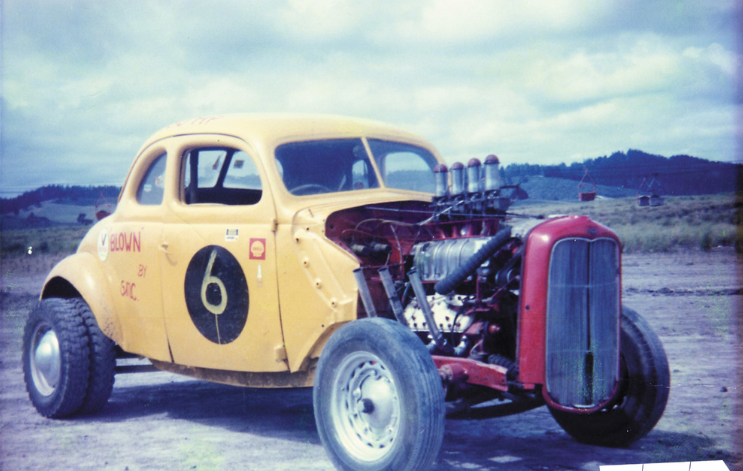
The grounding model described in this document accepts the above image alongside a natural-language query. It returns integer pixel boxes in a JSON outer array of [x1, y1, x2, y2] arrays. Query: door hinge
[[273, 345, 287, 362]]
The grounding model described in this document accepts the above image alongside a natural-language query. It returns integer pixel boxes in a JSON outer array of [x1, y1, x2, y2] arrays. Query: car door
[[158, 135, 287, 372], [99, 147, 171, 361]]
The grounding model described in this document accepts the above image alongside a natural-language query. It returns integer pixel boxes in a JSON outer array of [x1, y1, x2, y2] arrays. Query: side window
[[224, 151, 262, 190], [367, 139, 437, 193], [136, 153, 167, 205], [183, 148, 262, 205], [184, 149, 227, 189]]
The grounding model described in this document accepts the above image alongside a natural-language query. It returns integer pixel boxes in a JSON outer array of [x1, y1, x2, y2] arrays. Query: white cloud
[[1, 0, 740, 194], [394, 0, 610, 44], [683, 43, 739, 76], [275, 0, 376, 41]]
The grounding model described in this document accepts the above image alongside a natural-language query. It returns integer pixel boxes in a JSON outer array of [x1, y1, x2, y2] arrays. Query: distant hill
[[0, 149, 740, 218], [515, 176, 636, 201], [0, 185, 120, 216], [503, 149, 742, 196]]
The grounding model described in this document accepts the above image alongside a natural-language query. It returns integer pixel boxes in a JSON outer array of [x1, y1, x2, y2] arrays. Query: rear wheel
[[314, 318, 445, 471], [549, 306, 670, 446], [74, 298, 116, 414]]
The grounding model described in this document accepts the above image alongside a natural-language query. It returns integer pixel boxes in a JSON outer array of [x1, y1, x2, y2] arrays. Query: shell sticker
[[249, 238, 266, 260]]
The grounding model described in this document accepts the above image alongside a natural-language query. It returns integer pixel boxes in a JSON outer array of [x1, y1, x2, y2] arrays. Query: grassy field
[[0, 225, 89, 257], [0, 193, 740, 268], [0, 225, 89, 280], [511, 192, 742, 253]]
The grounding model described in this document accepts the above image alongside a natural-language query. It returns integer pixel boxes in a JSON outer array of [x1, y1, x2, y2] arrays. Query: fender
[[42, 252, 122, 344]]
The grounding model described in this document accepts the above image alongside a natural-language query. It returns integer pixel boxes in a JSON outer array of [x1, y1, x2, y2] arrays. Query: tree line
[[502, 150, 742, 195], [1, 150, 740, 215], [0, 185, 120, 215]]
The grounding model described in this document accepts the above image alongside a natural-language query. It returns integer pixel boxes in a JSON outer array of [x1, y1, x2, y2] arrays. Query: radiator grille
[[545, 238, 620, 408]]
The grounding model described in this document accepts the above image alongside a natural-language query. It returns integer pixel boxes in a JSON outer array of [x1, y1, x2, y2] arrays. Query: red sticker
[[249, 238, 266, 260]]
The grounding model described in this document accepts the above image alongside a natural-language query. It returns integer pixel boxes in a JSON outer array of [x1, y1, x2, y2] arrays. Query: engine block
[[412, 236, 496, 282], [402, 294, 474, 333]]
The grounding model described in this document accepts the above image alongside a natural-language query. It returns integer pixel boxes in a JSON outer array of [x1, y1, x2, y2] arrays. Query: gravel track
[[1, 251, 741, 471]]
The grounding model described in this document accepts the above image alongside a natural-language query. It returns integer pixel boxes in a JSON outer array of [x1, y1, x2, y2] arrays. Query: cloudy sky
[[1, 0, 741, 196]]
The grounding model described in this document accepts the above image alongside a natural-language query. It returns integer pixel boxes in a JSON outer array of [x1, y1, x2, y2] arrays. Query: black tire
[[22, 298, 91, 418], [73, 298, 116, 414], [549, 306, 670, 446], [313, 318, 445, 471]]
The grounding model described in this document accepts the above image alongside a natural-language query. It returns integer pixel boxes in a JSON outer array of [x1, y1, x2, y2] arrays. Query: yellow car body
[[42, 114, 444, 387], [26, 114, 670, 470]]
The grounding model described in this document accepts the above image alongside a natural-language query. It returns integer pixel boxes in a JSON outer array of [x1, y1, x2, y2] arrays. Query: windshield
[[276, 138, 380, 196], [274, 138, 438, 196], [367, 139, 438, 193]]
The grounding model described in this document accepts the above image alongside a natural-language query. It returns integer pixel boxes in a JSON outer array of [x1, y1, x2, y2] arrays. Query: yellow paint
[[45, 114, 443, 384]]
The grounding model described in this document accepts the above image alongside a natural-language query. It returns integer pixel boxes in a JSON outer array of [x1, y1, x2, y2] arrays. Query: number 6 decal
[[185, 246, 249, 344], [201, 249, 227, 315]]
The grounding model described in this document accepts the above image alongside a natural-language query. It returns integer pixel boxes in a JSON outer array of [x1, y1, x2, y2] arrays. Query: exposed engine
[[327, 155, 527, 365], [326, 154, 624, 418]]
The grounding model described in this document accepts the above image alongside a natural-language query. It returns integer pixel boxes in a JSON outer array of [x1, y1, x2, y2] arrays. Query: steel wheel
[[28, 322, 62, 396], [314, 318, 444, 471], [330, 351, 400, 462]]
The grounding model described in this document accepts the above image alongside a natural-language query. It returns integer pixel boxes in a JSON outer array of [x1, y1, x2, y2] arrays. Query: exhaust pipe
[[378, 267, 408, 327], [353, 268, 377, 318], [408, 269, 453, 354]]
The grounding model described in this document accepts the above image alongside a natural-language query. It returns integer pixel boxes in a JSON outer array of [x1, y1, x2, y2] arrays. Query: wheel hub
[[30, 325, 61, 396], [331, 351, 400, 462]]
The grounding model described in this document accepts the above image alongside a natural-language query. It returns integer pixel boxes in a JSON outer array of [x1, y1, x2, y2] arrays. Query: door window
[[182, 148, 262, 205]]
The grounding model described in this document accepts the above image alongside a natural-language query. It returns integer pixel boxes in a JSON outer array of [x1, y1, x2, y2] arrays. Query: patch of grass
[[0, 226, 89, 257], [1, 253, 68, 278], [1, 226, 89, 278], [511, 193, 742, 253]]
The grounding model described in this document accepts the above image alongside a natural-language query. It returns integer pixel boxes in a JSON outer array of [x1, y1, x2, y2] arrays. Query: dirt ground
[[1, 251, 741, 471]]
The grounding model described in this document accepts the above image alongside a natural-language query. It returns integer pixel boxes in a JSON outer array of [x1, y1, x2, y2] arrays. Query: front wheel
[[549, 306, 670, 446], [23, 298, 91, 418], [314, 318, 445, 471], [22, 298, 116, 418]]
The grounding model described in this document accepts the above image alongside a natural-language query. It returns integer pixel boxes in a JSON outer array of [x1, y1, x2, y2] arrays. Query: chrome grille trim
[[545, 237, 620, 408]]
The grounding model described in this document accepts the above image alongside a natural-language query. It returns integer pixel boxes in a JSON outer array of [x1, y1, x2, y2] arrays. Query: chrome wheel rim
[[29, 322, 61, 396], [330, 351, 400, 462]]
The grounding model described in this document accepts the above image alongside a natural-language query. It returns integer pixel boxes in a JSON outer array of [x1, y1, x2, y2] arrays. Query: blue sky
[[1, 0, 740, 196]]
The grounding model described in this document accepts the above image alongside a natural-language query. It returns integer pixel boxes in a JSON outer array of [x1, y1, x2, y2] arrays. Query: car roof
[[140, 113, 435, 151]]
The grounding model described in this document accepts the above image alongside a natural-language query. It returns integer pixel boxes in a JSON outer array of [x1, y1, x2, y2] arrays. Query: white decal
[[97, 229, 109, 261], [225, 229, 239, 242]]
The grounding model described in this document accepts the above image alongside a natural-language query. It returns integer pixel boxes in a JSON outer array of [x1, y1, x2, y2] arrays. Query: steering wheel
[[290, 183, 332, 195]]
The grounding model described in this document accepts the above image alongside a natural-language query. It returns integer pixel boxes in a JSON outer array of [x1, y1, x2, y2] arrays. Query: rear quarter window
[[136, 153, 167, 205]]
